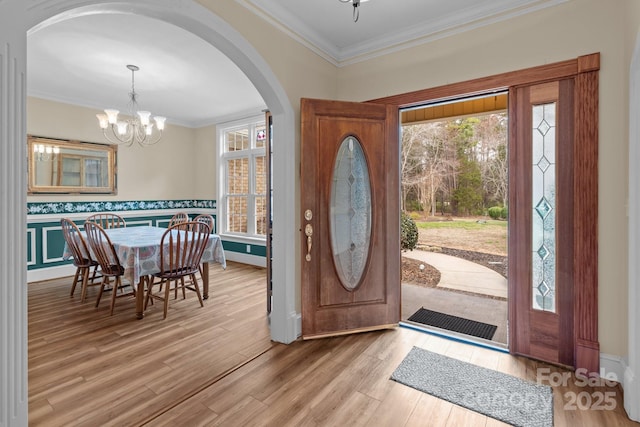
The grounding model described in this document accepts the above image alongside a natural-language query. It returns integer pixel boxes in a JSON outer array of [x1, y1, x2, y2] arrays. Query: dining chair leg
[[96, 277, 107, 308], [145, 277, 156, 310], [109, 277, 121, 315], [90, 265, 100, 282], [163, 279, 172, 319], [190, 273, 204, 307], [80, 267, 91, 302], [70, 267, 81, 296], [173, 277, 186, 300]]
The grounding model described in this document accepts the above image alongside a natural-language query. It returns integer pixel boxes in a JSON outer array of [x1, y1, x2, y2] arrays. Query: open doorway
[[399, 92, 509, 348]]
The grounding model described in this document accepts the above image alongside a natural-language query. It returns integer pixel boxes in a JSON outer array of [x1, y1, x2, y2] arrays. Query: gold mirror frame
[[28, 135, 117, 194]]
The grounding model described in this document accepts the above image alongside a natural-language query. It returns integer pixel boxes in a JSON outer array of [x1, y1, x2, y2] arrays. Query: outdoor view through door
[[399, 93, 509, 347]]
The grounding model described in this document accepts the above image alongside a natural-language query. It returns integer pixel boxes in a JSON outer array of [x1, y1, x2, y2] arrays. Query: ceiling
[[26, 0, 565, 129]]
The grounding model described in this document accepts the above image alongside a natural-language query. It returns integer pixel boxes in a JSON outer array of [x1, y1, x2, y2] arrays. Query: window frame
[[218, 115, 267, 243]]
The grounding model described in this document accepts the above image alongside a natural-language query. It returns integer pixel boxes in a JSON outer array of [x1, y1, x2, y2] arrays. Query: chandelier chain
[[339, 0, 362, 23]]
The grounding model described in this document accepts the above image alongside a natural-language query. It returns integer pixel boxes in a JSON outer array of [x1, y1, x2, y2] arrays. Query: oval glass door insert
[[330, 136, 372, 291]]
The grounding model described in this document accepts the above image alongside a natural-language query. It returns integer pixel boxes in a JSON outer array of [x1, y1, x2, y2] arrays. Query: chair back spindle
[[193, 214, 215, 233], [86, 213, 126, 229], [168, 212, 189, 229]]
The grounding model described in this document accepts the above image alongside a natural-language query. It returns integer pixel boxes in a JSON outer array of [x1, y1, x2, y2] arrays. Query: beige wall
[[27, 97, 205, 201], [193, 124, 218, 199]]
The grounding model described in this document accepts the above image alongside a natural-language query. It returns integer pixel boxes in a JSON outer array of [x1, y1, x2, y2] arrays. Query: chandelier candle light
[[96, 64, 166, 147], [33, 143, 59, 161]]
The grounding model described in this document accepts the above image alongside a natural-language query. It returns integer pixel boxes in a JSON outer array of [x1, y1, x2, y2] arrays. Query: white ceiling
[[26, 0, 565, 129]]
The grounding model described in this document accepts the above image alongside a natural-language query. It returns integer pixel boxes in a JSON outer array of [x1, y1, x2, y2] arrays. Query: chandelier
[[96, 64, 166, 147], [339, 0, 369, 22]]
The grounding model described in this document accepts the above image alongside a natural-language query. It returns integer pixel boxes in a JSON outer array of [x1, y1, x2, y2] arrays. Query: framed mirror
[[28, 135, 117, 194]]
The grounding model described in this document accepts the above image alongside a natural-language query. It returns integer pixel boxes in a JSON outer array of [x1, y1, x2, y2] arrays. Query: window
[[219, 116, 267, 239]]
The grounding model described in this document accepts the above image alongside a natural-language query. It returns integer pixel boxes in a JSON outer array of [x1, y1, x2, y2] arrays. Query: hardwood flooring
[[28, 262, 273, 426], [29, 263, 637, 426]]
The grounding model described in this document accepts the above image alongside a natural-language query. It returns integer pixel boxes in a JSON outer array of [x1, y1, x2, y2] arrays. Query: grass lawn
[[415, 218, 507, 230], [412, 216, 508, 255]]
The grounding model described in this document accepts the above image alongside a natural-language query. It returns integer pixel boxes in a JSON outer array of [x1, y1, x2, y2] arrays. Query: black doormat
[[407, 308, 497, 340]]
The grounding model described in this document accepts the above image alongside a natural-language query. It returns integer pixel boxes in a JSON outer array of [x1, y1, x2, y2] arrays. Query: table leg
[[135, 276, 147, 319], [202, 262, 209, 299]]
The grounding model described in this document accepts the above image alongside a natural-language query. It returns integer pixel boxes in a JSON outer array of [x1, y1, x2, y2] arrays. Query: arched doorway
[[1, 1, 297, 424]]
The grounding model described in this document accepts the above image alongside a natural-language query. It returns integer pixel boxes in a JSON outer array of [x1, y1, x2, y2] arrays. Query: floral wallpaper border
[[27, 199, 216, 215]]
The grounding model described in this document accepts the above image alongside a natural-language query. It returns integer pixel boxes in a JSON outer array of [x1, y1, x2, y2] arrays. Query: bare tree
[[401, 113, 507, 216], [475, 114, 508, 206], [400, 124, 427, 211], [402, 123, 458, 215]]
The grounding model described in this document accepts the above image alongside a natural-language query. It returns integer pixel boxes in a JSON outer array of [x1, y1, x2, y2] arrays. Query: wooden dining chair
[[193, 214, 214, 231], [193, 214, 215, 278], [84, 221, 135, 315], [86, 212, 126, 229], [145, 221, 211, 319], [168, 212, 189, 228], [60, 218, 102, 302]]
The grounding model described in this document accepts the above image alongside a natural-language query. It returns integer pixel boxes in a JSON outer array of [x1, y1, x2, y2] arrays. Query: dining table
[[63, 225, 226, 319]]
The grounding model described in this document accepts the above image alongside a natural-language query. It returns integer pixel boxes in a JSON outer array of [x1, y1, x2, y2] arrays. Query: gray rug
[[390, 347, 553, 427]]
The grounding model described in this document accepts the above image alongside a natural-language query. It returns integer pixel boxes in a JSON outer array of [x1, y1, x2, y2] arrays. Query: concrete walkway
[[401, 249, 509, 344], [402, 250, 507, 299]]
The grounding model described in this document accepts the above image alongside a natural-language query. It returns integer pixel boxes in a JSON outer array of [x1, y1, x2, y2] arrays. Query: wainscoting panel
[[26, 199, 267, 281]]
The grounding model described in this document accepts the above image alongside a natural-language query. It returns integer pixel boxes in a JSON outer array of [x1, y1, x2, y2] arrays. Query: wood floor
[[29, 263, 637, 426], [28, 261, 273, 426]]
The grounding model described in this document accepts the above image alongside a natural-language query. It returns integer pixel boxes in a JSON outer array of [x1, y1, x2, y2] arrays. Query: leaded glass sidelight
[[330, 136, 372, 291], [532, 103, 557, 312]]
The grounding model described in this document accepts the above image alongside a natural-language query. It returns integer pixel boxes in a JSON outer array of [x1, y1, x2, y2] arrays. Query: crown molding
[[243, 0, 568, 67]]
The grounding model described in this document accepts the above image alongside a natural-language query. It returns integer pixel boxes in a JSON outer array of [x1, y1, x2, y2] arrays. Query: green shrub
[[487, 206, 502, 220], [406, 200, 423, 212], [401, 211, 419, 251], [500, 206, 508, 219], [487, 205, 508, 220]]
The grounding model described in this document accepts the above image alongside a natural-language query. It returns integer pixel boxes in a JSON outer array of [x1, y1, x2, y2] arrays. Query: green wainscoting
[[26, 199, 266, 272]]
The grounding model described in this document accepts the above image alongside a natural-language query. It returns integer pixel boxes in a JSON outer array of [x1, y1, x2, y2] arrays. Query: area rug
[[390, 347, 553, 427], [407, 307, 497, 340]]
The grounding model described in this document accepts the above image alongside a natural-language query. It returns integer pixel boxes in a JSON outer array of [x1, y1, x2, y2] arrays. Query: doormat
[[407, 307, 497, 340], [391, 347, 553, 427]]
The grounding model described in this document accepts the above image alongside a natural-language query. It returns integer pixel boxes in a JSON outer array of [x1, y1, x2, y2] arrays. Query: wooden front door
[[509, 80, 575, 366], [301, 98, 400, 339]]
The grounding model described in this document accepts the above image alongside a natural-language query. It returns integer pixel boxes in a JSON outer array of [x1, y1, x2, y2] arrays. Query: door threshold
[[399, 321, 509, 353]]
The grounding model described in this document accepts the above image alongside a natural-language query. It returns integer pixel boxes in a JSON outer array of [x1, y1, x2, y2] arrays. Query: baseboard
[[600, 353, 628, 384], [624, 363, 639, 421], [295, 312, 302, 339], [28, 264, 75, 283], [223, 251, 266, 267]]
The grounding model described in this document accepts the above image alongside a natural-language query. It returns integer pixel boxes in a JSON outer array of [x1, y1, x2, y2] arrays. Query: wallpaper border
[[27, 199, 216, 215]]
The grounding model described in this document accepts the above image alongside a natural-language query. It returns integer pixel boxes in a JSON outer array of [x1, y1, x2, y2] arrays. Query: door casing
[[369, 53, 600, 373]]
